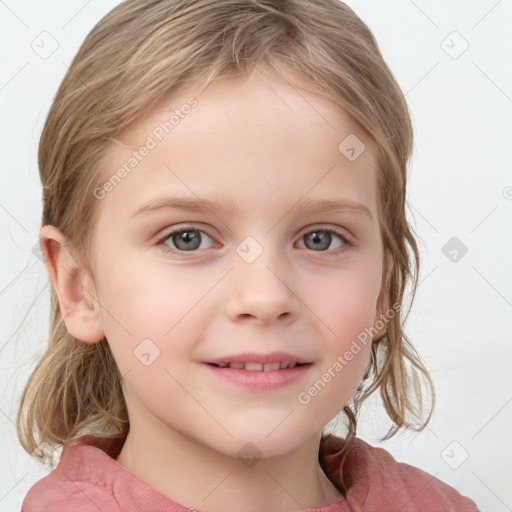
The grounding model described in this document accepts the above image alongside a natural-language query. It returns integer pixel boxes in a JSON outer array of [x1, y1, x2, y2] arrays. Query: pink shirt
[[22, 433, 480, 511]]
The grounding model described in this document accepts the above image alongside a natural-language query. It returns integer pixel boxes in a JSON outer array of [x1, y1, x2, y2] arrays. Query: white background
[[1, 0, 511, 510]]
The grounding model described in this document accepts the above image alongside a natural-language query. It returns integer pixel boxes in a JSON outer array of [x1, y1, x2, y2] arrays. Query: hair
[[17, 0, 435, 479]]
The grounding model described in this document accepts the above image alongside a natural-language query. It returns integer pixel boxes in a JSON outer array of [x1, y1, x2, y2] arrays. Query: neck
[[116, 420, 344, 512]]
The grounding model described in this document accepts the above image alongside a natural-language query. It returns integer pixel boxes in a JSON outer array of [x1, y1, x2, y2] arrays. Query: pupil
[[307, 231, 330, 250], [175, 230, 200, 250]]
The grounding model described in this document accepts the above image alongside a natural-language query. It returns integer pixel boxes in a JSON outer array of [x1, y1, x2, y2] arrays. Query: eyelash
[[155, 225, 353, 257]]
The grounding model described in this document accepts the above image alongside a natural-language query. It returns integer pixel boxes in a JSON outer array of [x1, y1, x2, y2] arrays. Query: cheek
[[305, 264, 381, 345], [320, 282, 375, 385], [297, 266, 378, 402], [95, 254, 216, 369], [297, 280, 375, 419]]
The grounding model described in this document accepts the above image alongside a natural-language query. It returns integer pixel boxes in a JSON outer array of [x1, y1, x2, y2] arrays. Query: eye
[[296, 227, 351, 254], [156, 225, 351, 256], [157, 226, 215, 254]]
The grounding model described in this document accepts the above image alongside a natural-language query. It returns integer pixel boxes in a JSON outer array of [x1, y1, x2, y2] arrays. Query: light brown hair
[[17, 0, 434, 471]]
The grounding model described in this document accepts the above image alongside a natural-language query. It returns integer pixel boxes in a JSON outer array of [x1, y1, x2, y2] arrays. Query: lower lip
[[203, 363, 313, 391]]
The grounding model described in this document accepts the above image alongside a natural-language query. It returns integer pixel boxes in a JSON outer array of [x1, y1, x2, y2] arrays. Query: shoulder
[[322, 436, 480, 511], [22, 434, 125, 512], [21, 433, 187, 512], [22, 472, 119, 512]]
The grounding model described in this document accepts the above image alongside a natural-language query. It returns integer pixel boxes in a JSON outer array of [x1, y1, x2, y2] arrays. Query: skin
[[41, 67, 387, 512]]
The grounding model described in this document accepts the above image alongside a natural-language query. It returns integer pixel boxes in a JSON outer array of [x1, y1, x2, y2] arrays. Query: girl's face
[[90, 69, 384, 458]]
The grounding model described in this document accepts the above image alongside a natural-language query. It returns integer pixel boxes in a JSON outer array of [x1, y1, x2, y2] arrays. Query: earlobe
[[373, 253, 392, 341], [39, 225, 105, 343], [371, 299, 389, 343]]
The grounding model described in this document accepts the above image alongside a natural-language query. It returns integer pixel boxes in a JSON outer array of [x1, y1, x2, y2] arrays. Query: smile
[[204, 361, 313, 391], [208, 361, 307, 371]]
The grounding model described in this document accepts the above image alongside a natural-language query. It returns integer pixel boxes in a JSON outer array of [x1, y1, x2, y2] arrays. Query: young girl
[[17, 0, 480, 510]]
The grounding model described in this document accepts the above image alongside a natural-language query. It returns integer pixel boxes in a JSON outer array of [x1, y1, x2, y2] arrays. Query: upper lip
[[205, 351, 312, 365]]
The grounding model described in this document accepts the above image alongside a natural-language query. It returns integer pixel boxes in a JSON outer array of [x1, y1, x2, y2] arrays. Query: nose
[[226, 251, 301, 325]]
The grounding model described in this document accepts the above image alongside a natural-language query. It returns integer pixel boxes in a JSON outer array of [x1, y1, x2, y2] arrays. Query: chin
[[208, 422, 315, 462]]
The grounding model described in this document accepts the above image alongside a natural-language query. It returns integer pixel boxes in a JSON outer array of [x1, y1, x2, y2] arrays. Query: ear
[[372, 251, 393, 341], [39, 225, 105, 343]]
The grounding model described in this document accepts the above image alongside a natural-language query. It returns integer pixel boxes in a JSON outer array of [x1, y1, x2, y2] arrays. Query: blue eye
[[156, 226, 351, 256], [158, 227, 215, 253], [296, 228, 349, 252]]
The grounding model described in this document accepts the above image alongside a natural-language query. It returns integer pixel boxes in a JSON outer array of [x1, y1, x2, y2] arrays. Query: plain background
[[1, 0, 511, 510]]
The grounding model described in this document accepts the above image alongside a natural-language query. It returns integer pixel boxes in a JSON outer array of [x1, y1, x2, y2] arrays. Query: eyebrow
[[131, 195, 373, 220]]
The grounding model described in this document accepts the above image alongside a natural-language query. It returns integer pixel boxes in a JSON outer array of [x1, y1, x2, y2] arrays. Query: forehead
[[96, 69, 379, 226]]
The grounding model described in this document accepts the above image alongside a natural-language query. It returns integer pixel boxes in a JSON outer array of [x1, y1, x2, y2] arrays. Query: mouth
[[202, 352, 313, 391], [207, 361, 310, 371], [203, 357, 313, 391]]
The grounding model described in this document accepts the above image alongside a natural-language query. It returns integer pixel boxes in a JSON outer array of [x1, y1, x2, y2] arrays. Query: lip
[[204, 351, 312, 365], [202, 351, 314, 391]]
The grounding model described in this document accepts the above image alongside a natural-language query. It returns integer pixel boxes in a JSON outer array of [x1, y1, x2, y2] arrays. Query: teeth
[[245, 362, 263, 371], [214, 361, 302, 371]]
